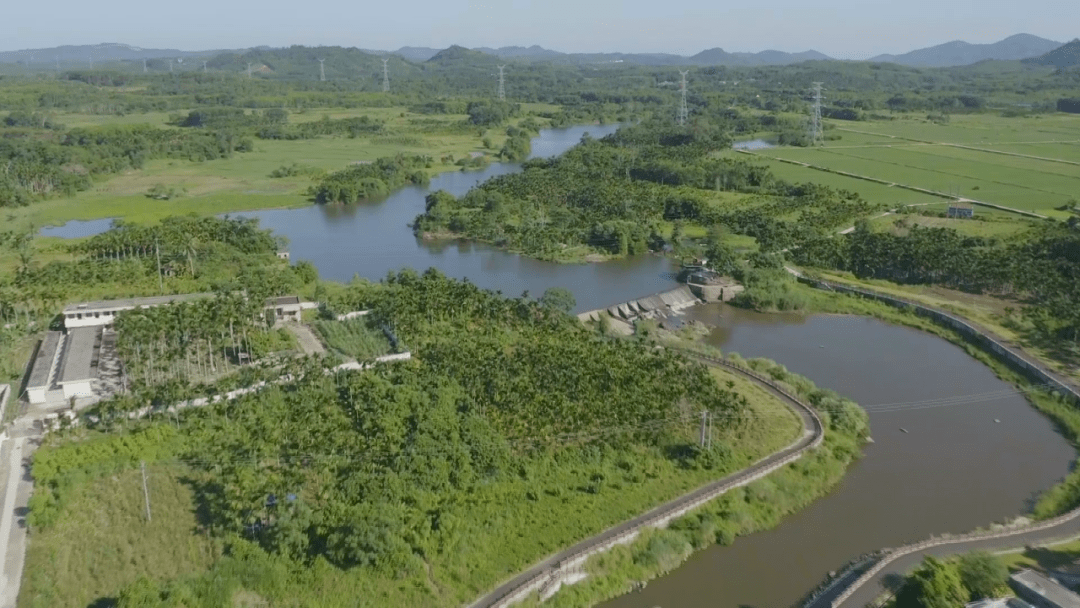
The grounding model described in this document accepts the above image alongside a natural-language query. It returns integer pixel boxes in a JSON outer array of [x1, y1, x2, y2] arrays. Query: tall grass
[[312, 318, 392, 360]]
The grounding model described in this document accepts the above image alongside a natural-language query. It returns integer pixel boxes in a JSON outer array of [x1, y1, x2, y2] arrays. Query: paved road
[[467, 354, 823, 608], [0, 420, 42, 608]]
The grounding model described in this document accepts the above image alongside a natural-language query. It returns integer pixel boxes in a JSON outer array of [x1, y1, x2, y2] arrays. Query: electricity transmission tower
[[381, 59, 390, 92], [247, 62, 252, 78], [202, 61, 207, 73], [169, 59, 173, 73], [142, 58, 147, 73], [88, 54, 93, 69], [497, 65, 506, 101], [676, 70, 690, 126], [318, 58, 325, 82], [808, 82, 825, 146]]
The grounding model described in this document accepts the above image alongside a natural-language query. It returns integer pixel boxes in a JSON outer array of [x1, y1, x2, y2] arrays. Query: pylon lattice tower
[[247, 62, 253, 78], [318, 58, 325, 82], [809, 82, 825, 146], [497, 65, 506, 101], [382, 59, 390, 93], [676, 70, 690, 126]]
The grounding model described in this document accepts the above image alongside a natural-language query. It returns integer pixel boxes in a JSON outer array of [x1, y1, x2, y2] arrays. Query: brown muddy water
[[600, 303, 1075, 608]]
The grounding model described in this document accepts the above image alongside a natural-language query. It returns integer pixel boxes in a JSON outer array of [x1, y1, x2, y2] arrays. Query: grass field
[[5, 107, 544, 234], [869, 212, 1038, 238], [748, 114, 1080, 218], [18, 464, 223, 608]]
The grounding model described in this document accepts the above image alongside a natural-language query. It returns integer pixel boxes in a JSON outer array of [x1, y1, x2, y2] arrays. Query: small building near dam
[[62, 293, 214, 329], [1010, 569, 1080, 608]]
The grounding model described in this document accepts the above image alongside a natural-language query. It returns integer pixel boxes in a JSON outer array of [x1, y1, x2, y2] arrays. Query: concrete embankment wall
[[0, 384, 9, 431], [477, 357, 824, 608], [790, 276, 1080, 607], [577, 285, 703, 324], [800, 277, 1080, 404]]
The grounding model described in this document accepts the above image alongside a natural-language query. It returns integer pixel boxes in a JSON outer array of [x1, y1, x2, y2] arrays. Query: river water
[[600, 304, 1074, 608], [37, 125, 1077, 606]]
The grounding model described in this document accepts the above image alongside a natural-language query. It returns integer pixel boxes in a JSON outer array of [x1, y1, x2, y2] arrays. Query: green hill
[[1022, 38, 1080, 68]]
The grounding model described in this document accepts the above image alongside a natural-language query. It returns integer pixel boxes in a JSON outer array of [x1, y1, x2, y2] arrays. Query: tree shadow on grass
[[1022, 546, 1080, 571], [87, 597, 117, 608]]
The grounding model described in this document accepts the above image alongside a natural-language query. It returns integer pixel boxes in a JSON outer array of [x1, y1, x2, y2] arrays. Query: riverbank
[[507, 334, 868, 608]]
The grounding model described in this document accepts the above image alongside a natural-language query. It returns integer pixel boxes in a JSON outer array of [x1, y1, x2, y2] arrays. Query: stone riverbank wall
[[577, 285, 703, 324], [471, 355, 824, 608]]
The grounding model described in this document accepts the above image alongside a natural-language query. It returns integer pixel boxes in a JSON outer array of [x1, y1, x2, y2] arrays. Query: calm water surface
[[37, 124, 680, 313], [601, 304, 1075, 608], [231, 124, 679, 313]]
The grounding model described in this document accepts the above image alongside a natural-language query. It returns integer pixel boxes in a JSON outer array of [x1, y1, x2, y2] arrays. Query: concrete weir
[[578, 285, 704, 325]]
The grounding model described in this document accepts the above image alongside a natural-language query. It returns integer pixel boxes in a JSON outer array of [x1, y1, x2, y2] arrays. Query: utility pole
[[247, 62, 252, 78], [809, 82, 825, 146], [169, 59, 173, 73], [677, 70, 690, 126], [140, 461, 152, 522], [318, 58, 325, 82], [55, 56, 60, 72], [497, 65, 506, 101], [143, 58, 147, 73], [155, 240, 163, 294], [202, 60, 207, 73], [88, 54, 93, 69], [382, 58, 390, 93], [700, 410, 708, 448]]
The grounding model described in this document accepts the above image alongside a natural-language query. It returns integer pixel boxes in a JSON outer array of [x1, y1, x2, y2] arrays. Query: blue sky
[[3, 0, 1077, 57]]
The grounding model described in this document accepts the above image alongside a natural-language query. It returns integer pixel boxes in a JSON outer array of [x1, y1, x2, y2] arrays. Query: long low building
[[63, 293, 214, 329], [25, 331, 62, 404], [58, 327, 100, 400], [1010, 569, 1080, 608]]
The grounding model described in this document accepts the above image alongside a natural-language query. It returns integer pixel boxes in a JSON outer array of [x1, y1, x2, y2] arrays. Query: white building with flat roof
[[57, 327, 100, 400], [63, 293, 214, 329]]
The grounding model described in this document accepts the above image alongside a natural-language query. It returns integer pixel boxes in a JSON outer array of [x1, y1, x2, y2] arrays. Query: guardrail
[[473, 354, 825, 608], [830, 503, 1080, 607]]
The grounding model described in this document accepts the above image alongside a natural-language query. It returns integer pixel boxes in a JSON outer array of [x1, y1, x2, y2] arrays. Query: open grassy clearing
[[997, 537, 1080, 572], [868, 213, 1036, 238], [832, 114, 1080, 145], [5, 107, 537, 233], [724, 150, 947, 207], [18, 464, 223, 608], [757, 144, 1077, 215]]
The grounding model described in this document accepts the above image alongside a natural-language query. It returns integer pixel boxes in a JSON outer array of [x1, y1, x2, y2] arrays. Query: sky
[[2, 0, 1078, 58]]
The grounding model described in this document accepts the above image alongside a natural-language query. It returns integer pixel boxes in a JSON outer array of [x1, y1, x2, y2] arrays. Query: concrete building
[[965, 599, 1033, 608], [948, 203, 975, 219], [57, 327, 100, 400], [62, 293, 213, 329], [266, 296, 303, 323], [1010, 569, 1080, 608], [25, 331, 62, 405]]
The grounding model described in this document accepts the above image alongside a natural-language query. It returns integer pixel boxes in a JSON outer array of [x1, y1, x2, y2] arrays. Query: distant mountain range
[[1022, 38, 1080, 68], [867, 34, 1062, 67], [0, 42, 238, 64], [0, 34, 1074, 68]]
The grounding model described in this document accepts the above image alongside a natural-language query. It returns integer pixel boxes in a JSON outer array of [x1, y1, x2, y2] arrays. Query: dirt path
[[286, 323, 326, 355]]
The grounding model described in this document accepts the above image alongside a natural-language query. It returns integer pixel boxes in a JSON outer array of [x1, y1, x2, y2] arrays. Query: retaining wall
[[476, 355, 824, 608], [0, 384, 9, 430]]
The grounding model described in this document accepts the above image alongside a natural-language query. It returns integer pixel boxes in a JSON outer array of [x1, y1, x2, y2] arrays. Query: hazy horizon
[[2, 0, 1077, 59]]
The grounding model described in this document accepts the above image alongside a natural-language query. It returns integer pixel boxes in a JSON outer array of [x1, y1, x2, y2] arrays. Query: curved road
[[468, 353, 825, 608]]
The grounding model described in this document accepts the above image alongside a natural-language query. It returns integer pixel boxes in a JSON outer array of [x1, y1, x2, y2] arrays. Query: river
[[600, 304, 1074, 608], [36, 125, 1077, 607], [39, 124, 680, 314]]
